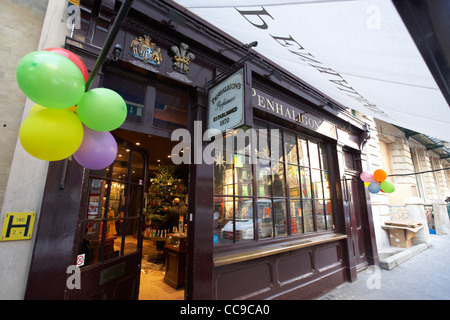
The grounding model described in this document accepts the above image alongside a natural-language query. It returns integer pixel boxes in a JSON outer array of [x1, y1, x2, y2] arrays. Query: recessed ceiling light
[[135, 142, 140, 146], [157, 159, 161, 162], [168, 155, 171, 158]]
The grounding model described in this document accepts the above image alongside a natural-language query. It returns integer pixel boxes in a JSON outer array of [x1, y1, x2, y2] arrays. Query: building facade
[[4, 0, 431, 300], [356, 112, 450, 252]]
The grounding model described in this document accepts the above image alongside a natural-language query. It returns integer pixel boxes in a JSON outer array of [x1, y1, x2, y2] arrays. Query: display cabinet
[[163, 234, 187, 289]]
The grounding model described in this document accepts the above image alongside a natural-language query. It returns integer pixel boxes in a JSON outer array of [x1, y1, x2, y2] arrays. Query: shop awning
[[173, 0, 450, 142]]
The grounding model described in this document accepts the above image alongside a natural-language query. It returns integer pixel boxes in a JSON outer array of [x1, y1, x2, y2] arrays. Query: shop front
[[24, 0, 378, 300]]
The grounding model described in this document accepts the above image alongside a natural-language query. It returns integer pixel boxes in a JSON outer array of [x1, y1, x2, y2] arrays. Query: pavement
[[317, 234, 450, 300]]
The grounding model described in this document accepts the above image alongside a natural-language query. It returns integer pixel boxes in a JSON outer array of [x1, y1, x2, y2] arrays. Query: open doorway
[[113, 129, 188, 300]]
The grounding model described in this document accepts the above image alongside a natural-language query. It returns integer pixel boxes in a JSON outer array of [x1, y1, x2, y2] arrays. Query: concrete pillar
[[432, 200, 450, 235], [405, 197, 431, 246], [371, 194, 391, 249], [0, 0, 70, 299]]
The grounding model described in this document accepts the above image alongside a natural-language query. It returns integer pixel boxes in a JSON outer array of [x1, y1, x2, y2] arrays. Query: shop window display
[[213, 120, 335, 246]]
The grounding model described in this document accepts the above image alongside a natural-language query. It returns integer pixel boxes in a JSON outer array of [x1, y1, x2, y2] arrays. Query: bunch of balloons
[[16, 48, 127, 170], [360, 169, 395, 194]]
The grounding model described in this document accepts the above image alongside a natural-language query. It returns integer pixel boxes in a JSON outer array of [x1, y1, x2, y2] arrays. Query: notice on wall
[[207, 68, 245, 134], [0, 212, 36, 241]]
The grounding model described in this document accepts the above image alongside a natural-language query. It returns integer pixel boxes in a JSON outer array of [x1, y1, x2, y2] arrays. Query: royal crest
[[170, 43, 195, 75], [129, 35, 162, 66]]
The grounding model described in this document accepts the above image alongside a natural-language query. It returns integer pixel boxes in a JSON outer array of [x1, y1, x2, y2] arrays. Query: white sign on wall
[[207, 68, 245, 133]]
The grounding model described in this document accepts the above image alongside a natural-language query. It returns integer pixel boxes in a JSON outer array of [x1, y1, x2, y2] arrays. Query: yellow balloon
[[28, 104, 47, 116], [29, 104, 76, 117], [19, 108, 83, 161], [364, 182, 370, 187]]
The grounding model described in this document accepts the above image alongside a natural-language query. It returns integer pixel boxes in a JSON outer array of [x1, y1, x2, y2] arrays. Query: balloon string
[[388, 167, 450, 177]]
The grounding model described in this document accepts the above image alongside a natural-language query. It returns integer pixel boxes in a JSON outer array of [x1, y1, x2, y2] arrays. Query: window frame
[[78, 137, 147, 266], [213, 119, 337, 250]]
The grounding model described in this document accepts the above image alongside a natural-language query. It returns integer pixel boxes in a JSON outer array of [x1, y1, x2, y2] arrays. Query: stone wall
[[0, 0, 71, 299], [0, 0, 49, 212]]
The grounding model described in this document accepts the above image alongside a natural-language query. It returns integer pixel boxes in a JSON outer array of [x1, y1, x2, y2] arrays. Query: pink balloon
[[73, 126, 118, 170], [360, 171, 375, 183]]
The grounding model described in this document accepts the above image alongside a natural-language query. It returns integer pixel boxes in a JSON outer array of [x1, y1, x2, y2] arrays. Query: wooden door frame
[[25, 137, 148, 299], [342, 148, 379, 270], [344, 173, 369, 270]]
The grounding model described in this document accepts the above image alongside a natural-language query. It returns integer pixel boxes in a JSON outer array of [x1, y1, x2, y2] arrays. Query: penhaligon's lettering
[[252, 88, 337, 139]]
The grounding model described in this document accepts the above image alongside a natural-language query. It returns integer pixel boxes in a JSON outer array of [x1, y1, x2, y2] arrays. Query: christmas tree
[[146, 164, 187, 230]]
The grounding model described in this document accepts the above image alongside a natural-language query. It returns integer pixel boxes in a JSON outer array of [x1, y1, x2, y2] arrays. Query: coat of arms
[[170, 43, 195, 75], [129, 35, 162, 66]]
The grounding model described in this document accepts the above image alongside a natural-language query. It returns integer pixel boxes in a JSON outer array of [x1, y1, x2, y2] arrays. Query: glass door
[[69, 137, 147, 299]]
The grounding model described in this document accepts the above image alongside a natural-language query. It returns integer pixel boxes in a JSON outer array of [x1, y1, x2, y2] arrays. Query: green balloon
[[380, 180, 395, 193], [76, 88, 127, 132], [16, 51, 85, 109]]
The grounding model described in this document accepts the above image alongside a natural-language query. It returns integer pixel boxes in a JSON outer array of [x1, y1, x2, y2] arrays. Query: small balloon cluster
[[360, 169, 395, 194], [15, 48, 127, 170]]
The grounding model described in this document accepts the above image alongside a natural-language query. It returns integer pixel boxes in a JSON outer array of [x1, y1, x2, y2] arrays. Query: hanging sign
[[0, 212, 36, 241], [207, 68, 246, 134]]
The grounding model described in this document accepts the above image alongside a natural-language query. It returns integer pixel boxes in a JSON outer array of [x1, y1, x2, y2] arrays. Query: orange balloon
[[373, 169, 387, 182]]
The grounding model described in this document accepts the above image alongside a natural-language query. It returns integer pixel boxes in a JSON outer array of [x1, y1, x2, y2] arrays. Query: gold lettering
[[266, 98, 275, 112], [258, 94, 265, 108], [302, 114, 308, 126], [276, 102, 283, 114], [313, 119, 320, 130], [284, 108, 292, 119]]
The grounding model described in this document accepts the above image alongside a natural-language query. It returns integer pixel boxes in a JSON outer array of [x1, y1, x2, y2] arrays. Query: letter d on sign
[[66, 265, 81, 290]]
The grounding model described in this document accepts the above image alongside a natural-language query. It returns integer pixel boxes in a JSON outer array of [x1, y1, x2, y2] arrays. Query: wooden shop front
[[24, 0, 378, 300]]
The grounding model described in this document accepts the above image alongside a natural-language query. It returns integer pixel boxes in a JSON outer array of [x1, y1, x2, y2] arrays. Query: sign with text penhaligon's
[[207, 68, 246, 134]]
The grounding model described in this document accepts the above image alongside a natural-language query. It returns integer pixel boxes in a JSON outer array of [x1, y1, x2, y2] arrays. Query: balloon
[[16, 51, 85, 109], [360, 171, 375, 183], [19, 109, 83, 161], [373, 169, 388, 182], [368, 182, 381, 194], [44, 47, 89, 83], [73, 126, 118, 170], [380, 180, 395, 193], [28, 104, 76, 117], [364, 182, 370, 187], [76, 88, 127, 132], [28, 104, 47, 116]]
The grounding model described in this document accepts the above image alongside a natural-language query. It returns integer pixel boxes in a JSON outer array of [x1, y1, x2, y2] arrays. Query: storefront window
[[213, 121, 335, 246], [102, 73, 145, 124], [153, 85, 188, 131]]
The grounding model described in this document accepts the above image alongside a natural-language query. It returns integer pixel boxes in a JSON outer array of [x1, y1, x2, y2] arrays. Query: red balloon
[[44, 47, 89, 83]]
